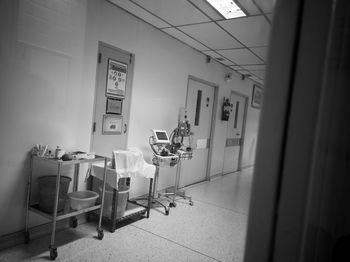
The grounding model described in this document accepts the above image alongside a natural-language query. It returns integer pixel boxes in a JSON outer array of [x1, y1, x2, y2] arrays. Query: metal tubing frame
[[146, 178, 153, 218], [97, 157, 107, 231], [50, 162, 62, 248], [24, 156, 34, 233]]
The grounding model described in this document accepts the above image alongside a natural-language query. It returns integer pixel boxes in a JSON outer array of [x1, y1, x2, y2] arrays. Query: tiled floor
[[0, 168, 253, 262]]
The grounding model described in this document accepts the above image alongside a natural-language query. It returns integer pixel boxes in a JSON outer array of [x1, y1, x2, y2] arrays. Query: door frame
[[225, 90, 249, 172], [186, 75, 218, 181], [89, 41, 135, 152]]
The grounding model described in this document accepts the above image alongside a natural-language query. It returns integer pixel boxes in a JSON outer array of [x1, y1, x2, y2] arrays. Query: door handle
[[124, 123, 127, 134]]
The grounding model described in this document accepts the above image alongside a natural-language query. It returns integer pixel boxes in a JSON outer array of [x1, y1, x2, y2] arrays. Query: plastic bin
[[68, 190, 99, 210], [37, 175, 72, 213], [92, 177, 130, 218]]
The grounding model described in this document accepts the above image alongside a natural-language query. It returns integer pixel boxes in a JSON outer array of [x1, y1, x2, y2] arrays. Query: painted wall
[[0, 0, 260, 236]]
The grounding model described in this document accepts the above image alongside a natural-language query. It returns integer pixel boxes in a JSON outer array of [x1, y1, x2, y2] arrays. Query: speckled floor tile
[[0, 168, 252, 262], [132, 200, 247, 262], [185, 168, 253, 214], [0, 223, 219, 262]]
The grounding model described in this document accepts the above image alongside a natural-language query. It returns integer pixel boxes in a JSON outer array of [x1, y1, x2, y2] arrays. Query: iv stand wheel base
[[49, 245, 57, 260], [189, 201, 194, 206], [169, 202, 177, 208], [97, 228, 104, 240]]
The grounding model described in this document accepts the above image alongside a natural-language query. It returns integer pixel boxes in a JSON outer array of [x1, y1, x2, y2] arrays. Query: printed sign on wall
[[106, 59, 127, 98]]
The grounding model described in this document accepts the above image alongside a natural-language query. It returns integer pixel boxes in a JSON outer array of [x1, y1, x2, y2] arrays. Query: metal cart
[[88, 160, 154, 233], [24, 155, 108, 260]]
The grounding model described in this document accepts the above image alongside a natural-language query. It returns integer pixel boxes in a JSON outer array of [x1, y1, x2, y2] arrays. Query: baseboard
[[0, 215, 86, 251]]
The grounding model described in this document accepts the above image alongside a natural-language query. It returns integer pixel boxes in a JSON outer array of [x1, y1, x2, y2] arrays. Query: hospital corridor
[[2, 0, 350, 261], [0, 168, 253, 262]]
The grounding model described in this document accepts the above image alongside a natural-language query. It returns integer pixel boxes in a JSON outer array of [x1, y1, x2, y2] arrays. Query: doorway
[[179, 76, 217, 187], [91, 42, 134, 156], [223, 91, 248, 174]]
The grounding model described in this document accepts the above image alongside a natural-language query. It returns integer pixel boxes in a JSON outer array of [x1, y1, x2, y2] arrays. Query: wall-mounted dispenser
[[221, 97, 233, 121]]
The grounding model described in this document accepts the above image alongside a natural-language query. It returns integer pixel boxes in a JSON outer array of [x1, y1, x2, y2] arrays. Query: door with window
[[179, 77, 216, 187], [91, 43, 134, 156], [223, 91, 247, 173]]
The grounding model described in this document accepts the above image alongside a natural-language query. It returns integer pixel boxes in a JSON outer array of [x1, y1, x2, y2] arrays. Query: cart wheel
[[165, 209, 169, 216], [189, 201, 194, 206], [169, 202, 176, 208], [50, 247, 58, 260], [24, 232, 30, 244], [70, 217, 78, 228], [97, 229, 104, 240]]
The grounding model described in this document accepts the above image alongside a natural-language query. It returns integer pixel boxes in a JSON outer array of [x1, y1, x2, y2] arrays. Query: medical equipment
[[149, 129, 179, 215], [167, 108, 194, 157], [166, 108, 194, 206], [149, 129, 178, 166]]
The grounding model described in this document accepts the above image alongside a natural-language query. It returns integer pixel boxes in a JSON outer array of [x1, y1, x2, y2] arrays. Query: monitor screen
[[152, 129, 170, 144]]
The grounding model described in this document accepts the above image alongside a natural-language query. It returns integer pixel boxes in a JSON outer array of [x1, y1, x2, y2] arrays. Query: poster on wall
[[102, 115, 123, 135], [106, 59, 127, 98], [106, 97, 122, 115]]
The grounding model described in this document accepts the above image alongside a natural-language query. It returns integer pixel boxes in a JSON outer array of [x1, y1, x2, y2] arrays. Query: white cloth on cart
[[90, 148, 155, 189]]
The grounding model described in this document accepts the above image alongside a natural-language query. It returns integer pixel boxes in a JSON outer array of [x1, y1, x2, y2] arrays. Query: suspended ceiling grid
[[107, 0, 275, 85]]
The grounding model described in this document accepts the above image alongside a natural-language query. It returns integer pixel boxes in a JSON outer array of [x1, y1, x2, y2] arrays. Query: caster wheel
[[24, 232, 30, 244], [165, 209, 169, 216], [97, 229, 104, 240], [189, 201, 194, 206], [50, 247, 58, 260], [70, 217, 78, 228], [169, 202, 176, 208]]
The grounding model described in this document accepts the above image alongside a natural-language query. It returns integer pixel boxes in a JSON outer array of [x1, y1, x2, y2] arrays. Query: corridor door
[[223, 91, 247, 173], [91, 43, 134, 156], [180, 77, 216, 187]]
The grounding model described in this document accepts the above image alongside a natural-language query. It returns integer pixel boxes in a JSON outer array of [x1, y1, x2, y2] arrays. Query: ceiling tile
[[162, 28, 208, 50], [249, 75, 264, 84], [249, 70, 265, 78], [178, 22, 243, 49], [236, 0, 261, 15], [131, 0, 211, 26], [188, 0, 223, 21], [218, 16, 271, 47], [242, 64, 266, 70], [217, 48, 263, 64], [202, 50, 224, 59], [108, 0, 170, 28], [237, 70, 251, 75], [253, 0, 275, 13], [230, 65, 244, 70], [202, 50, 234, 65], [250, 46, 268, 61]]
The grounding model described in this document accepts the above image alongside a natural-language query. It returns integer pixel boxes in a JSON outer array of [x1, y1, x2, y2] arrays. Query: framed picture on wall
[[106, 59, 127, 98], [251, 85, 263, 109], [106, 97, 122, 115], [102, 115, 123, 135]]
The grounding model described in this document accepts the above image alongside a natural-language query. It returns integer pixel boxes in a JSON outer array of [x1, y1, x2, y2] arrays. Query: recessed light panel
[[206, 0, 246, 19]]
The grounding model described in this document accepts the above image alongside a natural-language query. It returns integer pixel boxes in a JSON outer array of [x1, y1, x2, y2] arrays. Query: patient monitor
[[152, 129, 170, 144]]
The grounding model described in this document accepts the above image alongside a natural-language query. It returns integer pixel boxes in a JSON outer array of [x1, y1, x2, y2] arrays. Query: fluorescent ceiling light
[[206, 0, 246, 19]]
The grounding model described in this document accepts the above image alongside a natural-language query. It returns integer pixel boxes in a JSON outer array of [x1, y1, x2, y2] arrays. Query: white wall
[[0, 0, 260, 236], [0, 0, 88, 235]]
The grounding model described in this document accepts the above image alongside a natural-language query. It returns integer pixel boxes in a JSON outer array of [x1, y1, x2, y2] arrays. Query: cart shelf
[[29, 203, 102, 221]]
